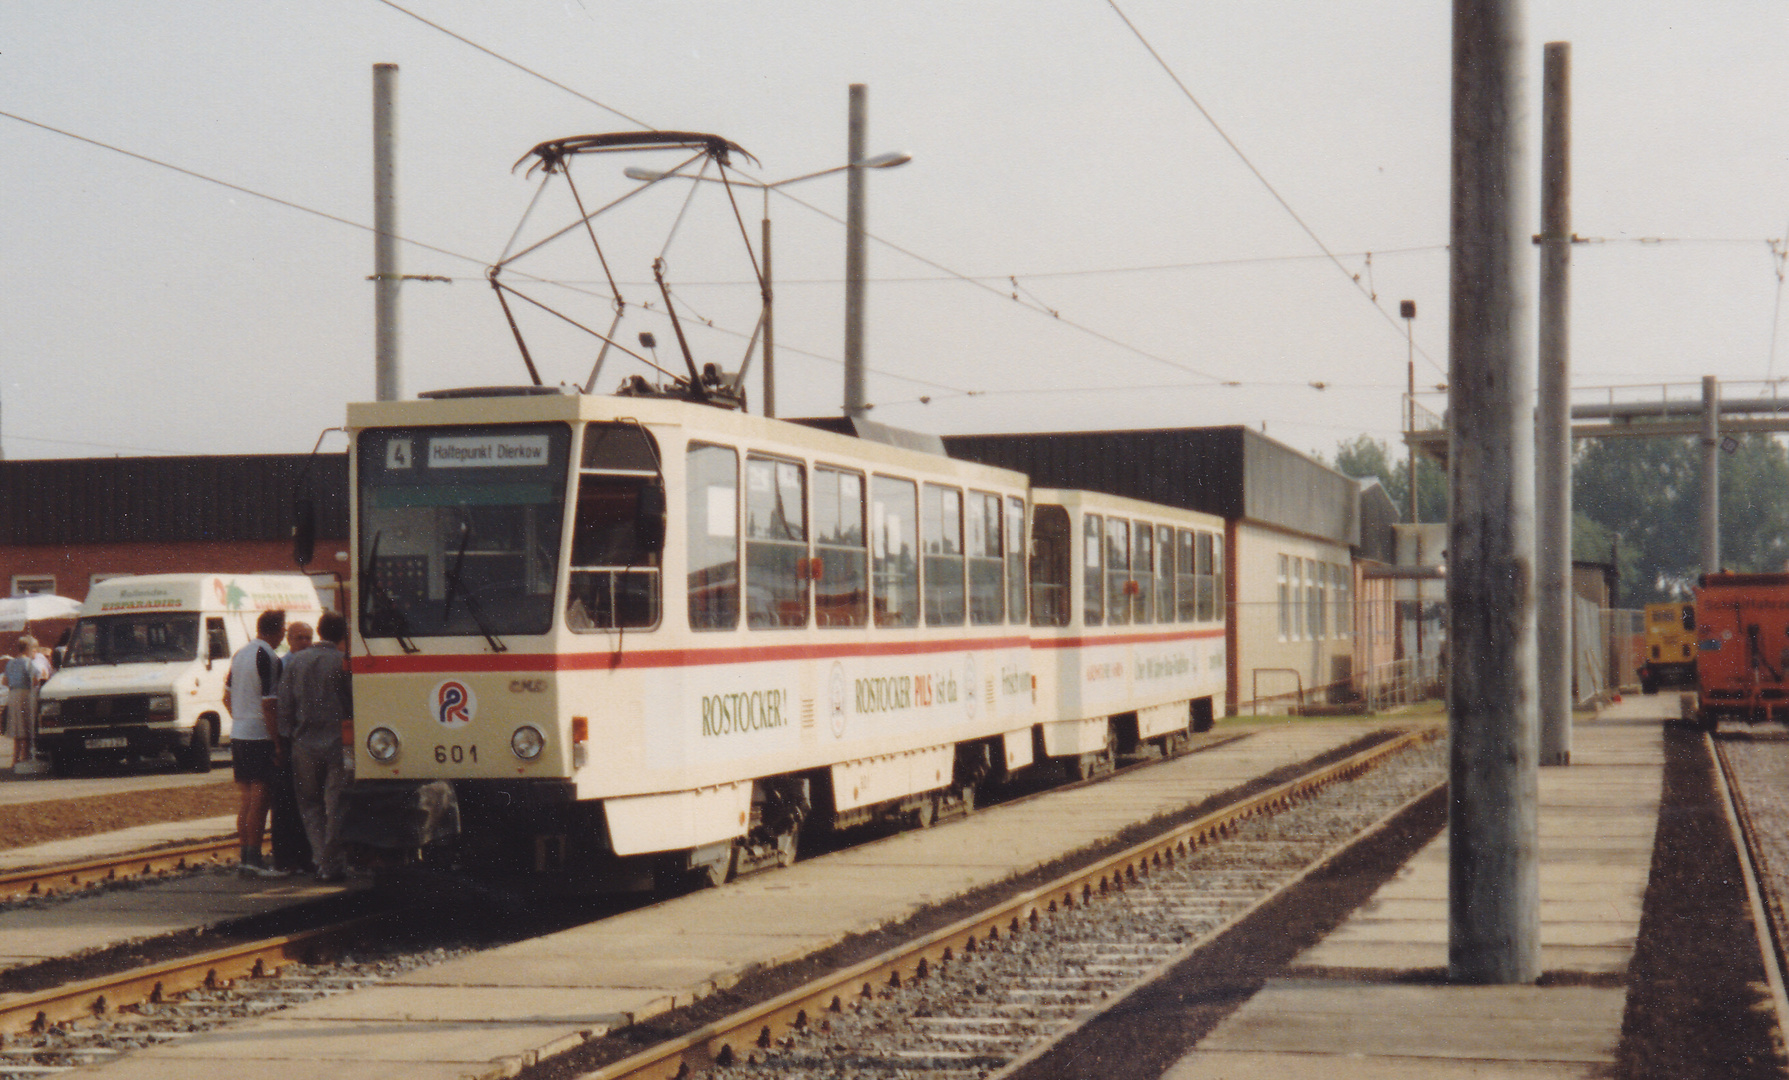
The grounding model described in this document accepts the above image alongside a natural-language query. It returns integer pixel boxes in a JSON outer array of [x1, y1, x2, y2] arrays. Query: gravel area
[[0, 782, 233, 851], [694, 740, 1448, 1080]]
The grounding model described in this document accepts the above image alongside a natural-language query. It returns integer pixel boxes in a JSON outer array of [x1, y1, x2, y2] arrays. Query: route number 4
[[386, 439, 414, 470]]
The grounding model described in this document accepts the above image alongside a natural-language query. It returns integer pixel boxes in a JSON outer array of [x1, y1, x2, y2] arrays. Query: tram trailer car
[[1638, 599, 1697, 695], [1027, 489, 1225, 778], [1689, 571, 1789, 730], [339, 388, 1050, 890]]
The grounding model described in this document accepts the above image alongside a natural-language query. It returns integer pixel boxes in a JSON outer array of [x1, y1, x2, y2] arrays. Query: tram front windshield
[[356, 423, 572, 639]]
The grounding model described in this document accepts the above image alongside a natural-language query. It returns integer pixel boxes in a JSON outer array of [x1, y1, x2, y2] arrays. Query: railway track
[[0, 836, 240, 904], [540, 728, 1442, 1080], [0, 724, 1429, 1079], [1709, 731, 1789, 1052]]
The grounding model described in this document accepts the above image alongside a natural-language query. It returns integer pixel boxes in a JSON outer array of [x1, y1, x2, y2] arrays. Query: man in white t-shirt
[[226, 610, 287, 877]]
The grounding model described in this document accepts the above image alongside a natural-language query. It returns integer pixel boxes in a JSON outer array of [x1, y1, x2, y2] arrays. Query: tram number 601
[[434, 744, 478, 764]]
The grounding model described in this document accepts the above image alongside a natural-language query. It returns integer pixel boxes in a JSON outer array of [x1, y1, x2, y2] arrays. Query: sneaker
[[237, 862, 287, 879]]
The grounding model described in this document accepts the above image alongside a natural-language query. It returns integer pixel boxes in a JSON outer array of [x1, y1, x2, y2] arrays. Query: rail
[[1710, 736, 1789, 1049], [574, 727, 1438, 1080], [0, 835, 240, 902], [0, 916, 378, 1038]]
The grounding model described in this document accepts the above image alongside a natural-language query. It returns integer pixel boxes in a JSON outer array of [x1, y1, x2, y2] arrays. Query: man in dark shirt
[[277, 611, 353, 883]]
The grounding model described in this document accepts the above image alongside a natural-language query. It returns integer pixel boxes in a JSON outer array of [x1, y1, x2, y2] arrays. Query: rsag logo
[[432, 680, 476, 729]]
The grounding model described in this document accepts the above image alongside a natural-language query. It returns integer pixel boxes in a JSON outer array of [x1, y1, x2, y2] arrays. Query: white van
[[36, 574, 323, 774]]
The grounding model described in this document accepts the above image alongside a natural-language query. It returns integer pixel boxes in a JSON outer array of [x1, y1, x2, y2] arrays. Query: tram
[[334, 388, 1229, 889]]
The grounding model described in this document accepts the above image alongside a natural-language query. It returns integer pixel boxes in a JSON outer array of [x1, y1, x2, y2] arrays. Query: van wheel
[[181, 725, 213, 773]]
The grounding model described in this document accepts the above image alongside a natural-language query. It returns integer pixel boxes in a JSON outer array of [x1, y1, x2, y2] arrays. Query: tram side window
[[1030, 504, 1070, 627], [924, 484, 966, 626], [686, 444, 740, 630], [1178, 529, 1198, 622], [565, 470, 663, 632], [1106, 518, 1132, 627], [1006, 497, 1028, 624], [1199, 533, 1220, 622], [968, 491, 1005, 625], [745, 456, 809, 629], [1133, 525, 1154, 625], [814, 466, 868, 627], [1213, 535, 1225, 623], [1155, 525, 1174, 625], [1083, 513, 1104, 626], [872, 475, 919, 628]]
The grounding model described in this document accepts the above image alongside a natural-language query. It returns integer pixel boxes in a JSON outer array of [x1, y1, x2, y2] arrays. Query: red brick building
[[0, 454, 349, 620]]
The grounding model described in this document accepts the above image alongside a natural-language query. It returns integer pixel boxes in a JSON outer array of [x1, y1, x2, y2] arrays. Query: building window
[[12, 576, 54, 597], [1277, 554, 1290, 640], [1305, 559, 1320, 639]]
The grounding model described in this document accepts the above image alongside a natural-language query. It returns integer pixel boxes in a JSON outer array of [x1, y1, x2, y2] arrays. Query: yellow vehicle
[[1639, 600, 1697, 694]]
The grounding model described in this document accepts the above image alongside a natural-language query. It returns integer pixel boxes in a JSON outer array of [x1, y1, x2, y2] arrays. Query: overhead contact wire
[[1103, 0, 1447, 376]]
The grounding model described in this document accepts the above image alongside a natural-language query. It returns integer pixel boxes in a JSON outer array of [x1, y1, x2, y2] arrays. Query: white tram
[[1027, 489, 1226, 779], [336, 387, 1226, 889]]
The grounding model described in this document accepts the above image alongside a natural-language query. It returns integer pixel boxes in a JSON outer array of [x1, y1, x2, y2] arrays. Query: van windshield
[[64, 614, 202, 666]]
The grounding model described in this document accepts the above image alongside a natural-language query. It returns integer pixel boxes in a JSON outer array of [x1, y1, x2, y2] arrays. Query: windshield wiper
[[441, 516, 508, 654], [362, 531, 419, 654]]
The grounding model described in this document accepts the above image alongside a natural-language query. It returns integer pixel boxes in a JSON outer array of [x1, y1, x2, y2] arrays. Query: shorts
[[232, 738, 277, 784]]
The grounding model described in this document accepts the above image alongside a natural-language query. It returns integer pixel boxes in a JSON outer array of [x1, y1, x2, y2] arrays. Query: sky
[[3, 2, 1787, 464]]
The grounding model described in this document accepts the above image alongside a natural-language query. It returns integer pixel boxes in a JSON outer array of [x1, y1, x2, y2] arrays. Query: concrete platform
[[1162, 697, 1668, 1079], [0, 870, 354, 970], [67, 719, 1396, 1080], [0, 814, 236, 873]]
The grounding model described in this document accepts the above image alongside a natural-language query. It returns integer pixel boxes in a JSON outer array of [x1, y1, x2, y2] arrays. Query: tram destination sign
[[426, 434, 552, 468]]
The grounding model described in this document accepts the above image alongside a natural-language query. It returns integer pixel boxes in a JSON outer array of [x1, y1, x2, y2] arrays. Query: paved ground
[[1160, 697, 1668, 1079], [0, 736, 230, 805]]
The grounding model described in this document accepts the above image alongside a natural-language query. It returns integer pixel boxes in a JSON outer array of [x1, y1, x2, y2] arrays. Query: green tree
[[1573, 433, 1789, 603], [1330, 434, 1447, 522]]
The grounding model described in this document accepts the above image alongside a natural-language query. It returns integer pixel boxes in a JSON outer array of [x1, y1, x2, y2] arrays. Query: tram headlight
[[366, 726, 401, 763], [510, 724, 546, 761]]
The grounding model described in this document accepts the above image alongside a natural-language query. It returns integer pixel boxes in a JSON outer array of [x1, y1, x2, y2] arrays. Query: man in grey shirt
[[277, 611, 354, 882]]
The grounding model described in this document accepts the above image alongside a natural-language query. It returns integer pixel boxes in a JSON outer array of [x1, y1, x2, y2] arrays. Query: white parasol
[[0, 594, 83, 634]]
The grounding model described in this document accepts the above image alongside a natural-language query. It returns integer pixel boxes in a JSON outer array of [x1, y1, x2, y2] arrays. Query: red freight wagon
[[1690, 571, 1789, 730]]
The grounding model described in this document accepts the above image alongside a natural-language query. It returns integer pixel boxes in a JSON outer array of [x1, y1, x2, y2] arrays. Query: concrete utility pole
[[843, 84, 868, 420], [1447, 0, 1541, 985], [1537, 42, 1573, 767], [1702, 375, 1721, 574], [373, 63, 401, 402]]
